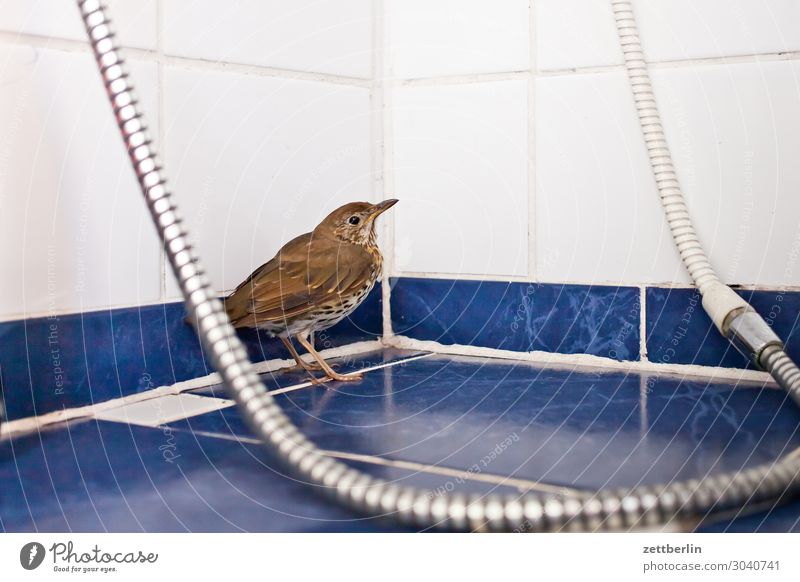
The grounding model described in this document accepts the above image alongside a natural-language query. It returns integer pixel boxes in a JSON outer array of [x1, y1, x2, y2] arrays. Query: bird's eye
[[348, 216, 360, 225]]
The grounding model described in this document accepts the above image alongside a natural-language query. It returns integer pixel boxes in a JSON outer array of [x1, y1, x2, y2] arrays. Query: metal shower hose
[[77, 0, 800, 531]]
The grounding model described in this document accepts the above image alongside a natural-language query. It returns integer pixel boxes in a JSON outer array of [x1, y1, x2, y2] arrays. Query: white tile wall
[[0, 0, 158, 50], [1, 2, 799, 322], [388, 0, 530, 79], [537, 0, 800, 71], [536, 70, 688, 285], [0, 45, 161, 317], [536, 60, 800, 287], [162, 0, 373, 78], [163, 66, 372, 297], [392, 81, 529, 277]]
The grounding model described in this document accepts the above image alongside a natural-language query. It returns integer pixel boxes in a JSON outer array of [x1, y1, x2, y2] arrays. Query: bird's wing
[[224, 233, 371, 327]]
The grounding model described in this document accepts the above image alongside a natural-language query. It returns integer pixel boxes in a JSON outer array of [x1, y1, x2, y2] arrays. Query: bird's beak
[[367, 198, 398, 222]]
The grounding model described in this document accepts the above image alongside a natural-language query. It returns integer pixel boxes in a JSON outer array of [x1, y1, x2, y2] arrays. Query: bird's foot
[[326, 371, 363, 383], [304, 371, 363, 386]]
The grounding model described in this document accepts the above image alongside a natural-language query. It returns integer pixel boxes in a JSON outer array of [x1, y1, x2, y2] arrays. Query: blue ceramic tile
[[646, 287, 800, 369], [0, 287, 382, 421], [3, 418, 511, 532], [173, 351, 800, 496], [191, 348, 425, 398], [697, 500, 800, 533], [390, 277, 640, 361]]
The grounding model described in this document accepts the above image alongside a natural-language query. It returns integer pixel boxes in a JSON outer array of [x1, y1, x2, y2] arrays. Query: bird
[[222, 199, 398, 384]]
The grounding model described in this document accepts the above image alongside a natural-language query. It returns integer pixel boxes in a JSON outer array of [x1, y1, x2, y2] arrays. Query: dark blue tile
[[697, 500, 800, 533], [2, 418, 484, 532], [174, 352, 800, 499], [191, 348, 425, 398], [0, 286, 382, 421], [646, 287, 800, 369], [390, 277, 640, 361]]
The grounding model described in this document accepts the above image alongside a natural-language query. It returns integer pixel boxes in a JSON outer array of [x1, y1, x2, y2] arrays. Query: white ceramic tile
[[535, 71, 683, 285], [0, 0, 158, 50], [163, 66, 372, 298], [536, 0, 800, 71], [94, 394, 235, 427], [535, 60, 800, 287], [0, 45, 161, 318], [392, 81, 529, 277], [162, 0, 372, 78], [388, 0, 530, 79], [650, 60, 800, 287]]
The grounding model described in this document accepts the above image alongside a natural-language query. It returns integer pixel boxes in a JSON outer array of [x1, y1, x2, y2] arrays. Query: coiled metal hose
[[78, 0, 800, 531]]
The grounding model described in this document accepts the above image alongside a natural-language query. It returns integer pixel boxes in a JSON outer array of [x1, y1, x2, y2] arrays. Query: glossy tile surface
[[3, 350, 800, 532], [190, 347, 425, 398], [646, 287, 800, 369], [176, 352, 800, 493], [391, 277, 640, 361], [0, 419, 514, 532], [0, 290, 382, 421]]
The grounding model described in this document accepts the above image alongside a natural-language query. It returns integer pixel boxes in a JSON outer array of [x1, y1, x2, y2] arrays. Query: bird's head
[[315, 199, 398, 246]]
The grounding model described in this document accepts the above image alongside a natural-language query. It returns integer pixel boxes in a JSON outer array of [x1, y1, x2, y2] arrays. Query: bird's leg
[[295, 334, 362, 382], [279, 336, 319, 370], [279, 337, 327, 385]]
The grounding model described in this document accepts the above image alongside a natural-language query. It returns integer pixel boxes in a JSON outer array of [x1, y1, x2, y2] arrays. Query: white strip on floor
[[94, 393, 235, 427]]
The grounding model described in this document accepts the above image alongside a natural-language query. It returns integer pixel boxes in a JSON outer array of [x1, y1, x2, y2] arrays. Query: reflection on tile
[[191, 347, 426, 398], [0, 419, 515, 532], [646, 287, 800, 369], [174, 351, 798, 496], [95, 394, 234, 427], [390, 277, 640, 361], [0, 290, 382, 421]]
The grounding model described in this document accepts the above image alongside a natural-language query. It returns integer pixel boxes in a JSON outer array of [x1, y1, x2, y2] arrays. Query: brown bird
[[223, 199, 398, 384]]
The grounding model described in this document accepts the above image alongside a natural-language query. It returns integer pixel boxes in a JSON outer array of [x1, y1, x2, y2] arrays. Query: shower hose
[[77, 0, 800, 531]]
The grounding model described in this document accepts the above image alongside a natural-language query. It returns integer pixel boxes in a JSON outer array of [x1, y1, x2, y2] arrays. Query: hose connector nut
[[727, 311, 783, 369]]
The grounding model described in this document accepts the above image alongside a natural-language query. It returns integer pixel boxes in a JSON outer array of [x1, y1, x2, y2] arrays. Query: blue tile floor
[[2, 347, 800, 532]]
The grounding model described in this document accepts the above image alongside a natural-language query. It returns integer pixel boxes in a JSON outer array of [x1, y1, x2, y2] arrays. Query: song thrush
[[223, 199, 398, 384]]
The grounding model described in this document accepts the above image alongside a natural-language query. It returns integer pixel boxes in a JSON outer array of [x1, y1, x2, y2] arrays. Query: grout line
[[320, 449, 591, 496], [155, 0, 167, 304], [537, 49, 800, 77], [0, 31, 372, 87], [385, 50, 800, 86], [387, 271, 800, 292], [144, 420, 592, 496], [3, 279, 797, 323], [384, 335, 778, 387], [526, 0, 537, 281], [265, 352, 434, 396], [396, 70, 533, 87], [0, 340, 385, 440], [377, 0, 396, 340], [639, 285, 648, 361]]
